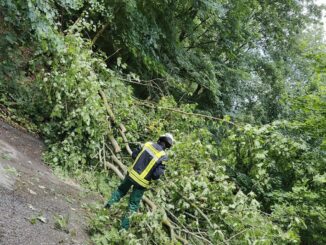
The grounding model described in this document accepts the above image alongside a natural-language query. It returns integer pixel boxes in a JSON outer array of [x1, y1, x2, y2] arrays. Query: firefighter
[[104, 133, 174, 229]]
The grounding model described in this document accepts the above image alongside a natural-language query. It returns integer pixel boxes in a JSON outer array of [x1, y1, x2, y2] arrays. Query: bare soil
[[0, 119, 98, 245]]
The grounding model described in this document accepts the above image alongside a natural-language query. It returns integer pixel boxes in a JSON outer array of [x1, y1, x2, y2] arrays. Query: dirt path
[[0, 119, 97, 245]]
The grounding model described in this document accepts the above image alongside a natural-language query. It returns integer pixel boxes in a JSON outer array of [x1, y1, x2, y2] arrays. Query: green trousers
[[105, 176, 146, 229]]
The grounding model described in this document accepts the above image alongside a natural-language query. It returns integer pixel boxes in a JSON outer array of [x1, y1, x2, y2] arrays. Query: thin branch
[[104, 48, 121, 62], [178, 228, 215, 245], [181, 17, 211, 41], [92, 22, 109, 45], [226, 228, 253, 242], [118, 78, 165, 96], [133, 99, 238, 126]]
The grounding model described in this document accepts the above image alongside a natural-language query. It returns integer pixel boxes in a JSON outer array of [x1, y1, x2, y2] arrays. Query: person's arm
[[152, 163, 165, 180], [131, 145, 142, 160], [151, 155, 168, 180]]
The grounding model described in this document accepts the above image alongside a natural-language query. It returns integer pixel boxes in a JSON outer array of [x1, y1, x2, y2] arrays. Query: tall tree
[[88, 0, 321, 119]]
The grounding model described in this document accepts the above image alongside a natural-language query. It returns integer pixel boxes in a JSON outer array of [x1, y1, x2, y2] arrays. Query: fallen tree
[[99, 89, 193, 244]]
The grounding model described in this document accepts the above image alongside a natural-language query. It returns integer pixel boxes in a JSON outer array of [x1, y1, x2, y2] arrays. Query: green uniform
[[106, 177, 145, 229]]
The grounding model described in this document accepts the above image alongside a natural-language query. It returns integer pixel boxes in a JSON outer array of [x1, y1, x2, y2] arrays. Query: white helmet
[[159, 133, 174, 148]]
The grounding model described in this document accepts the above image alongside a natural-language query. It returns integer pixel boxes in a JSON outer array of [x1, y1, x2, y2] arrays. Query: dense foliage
[[0, 0, 325, 244], [87, 0, 322, 120]]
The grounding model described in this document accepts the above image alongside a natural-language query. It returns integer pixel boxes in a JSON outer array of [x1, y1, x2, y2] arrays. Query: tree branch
[[133, 99, 238, 126], [108, 134, 121, 153], [104, 160, 189, 244], [99, 89, 133, 155], [92, 22, 109, 45]]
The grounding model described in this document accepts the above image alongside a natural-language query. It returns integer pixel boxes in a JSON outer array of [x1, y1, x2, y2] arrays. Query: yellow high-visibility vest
[[128, 142, 165, 188]]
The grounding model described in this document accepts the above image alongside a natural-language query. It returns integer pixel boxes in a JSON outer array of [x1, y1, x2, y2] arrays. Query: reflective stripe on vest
[[128, 142, 165, 188]]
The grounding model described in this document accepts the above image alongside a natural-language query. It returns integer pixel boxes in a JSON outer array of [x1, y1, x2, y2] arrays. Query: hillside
[[0, 119, 98, 245]]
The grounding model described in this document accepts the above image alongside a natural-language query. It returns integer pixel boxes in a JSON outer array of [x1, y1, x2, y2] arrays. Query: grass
[[3, 165, 18, 176], [1, 153, 12, 161], [53, 214, 70, 233]]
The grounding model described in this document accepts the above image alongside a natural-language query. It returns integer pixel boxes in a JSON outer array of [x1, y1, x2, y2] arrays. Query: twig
[[226, 228, 252, 242], [98, 146, 102, 169], [185, 211, 198, 220], [175, 192, 230, 245], [178, 228, 215, 245], [133, 99, 238, 126], [102, 136, 106, 169], [104, 48, 121, 61], [118, 78, 165, 96]]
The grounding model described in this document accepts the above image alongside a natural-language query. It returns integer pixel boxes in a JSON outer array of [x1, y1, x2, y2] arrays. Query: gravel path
[[0, 119, 96, 245]]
